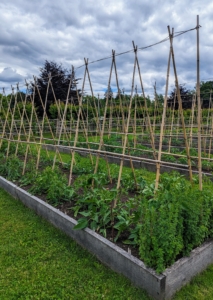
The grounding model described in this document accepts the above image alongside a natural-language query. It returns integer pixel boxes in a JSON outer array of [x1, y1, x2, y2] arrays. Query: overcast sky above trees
[[0, 0, 212, 98]]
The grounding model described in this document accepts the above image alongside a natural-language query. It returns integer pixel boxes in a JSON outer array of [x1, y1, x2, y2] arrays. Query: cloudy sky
[[0, 0, 212, 98]]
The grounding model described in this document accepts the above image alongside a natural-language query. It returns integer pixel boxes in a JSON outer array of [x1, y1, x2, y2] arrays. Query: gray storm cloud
[[0, 0, 212, 96]]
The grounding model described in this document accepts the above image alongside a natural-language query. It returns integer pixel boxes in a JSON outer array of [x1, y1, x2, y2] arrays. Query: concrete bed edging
[[0, 176, 213, 300]]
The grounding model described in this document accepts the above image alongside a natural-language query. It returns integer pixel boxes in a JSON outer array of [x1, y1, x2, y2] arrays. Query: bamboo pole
[[6, 86, 17, 157], [51, 92, 70, 142], [12, 92, 22, 155], [92, 53, 115, 186], [68, 65, 93, 185], [0, 88, 13, 149], [15, 84, 32, 156], [196, 15, 202, 190], [81, 61, 112, 180], [133, 87, 137, 149], [25, 84, 43, 156], [115, 46, 137, 200], [22, 81, 36, 175], [0, 92, 8, 140], [155, 29, 173, 190], [168, 25, 193, 183], [153, 82, 158, 137], [168, 89, 177, 152], [36, 73, 51, 170], [84, 59, 101, 137], [52, 68, 76, 169], [208, 91, 213, 158], [204, 92, 211, 154], [108, 97, 113, 138], [113, 50, 137, 189], [133, 41, 157, 161], [189, 94, 196, 148]]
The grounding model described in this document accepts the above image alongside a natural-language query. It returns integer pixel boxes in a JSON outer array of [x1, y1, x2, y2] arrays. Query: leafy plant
[[139, 173, 213, 273], [29, 166, 75, 205], [73, 187, 117, 237], [0, 155, 23, 181]]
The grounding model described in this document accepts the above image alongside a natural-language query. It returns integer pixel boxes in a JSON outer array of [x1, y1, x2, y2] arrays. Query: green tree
[[199, 81, 213, 108], [30, 60, 80, 117], [167, 85, 193, 109]]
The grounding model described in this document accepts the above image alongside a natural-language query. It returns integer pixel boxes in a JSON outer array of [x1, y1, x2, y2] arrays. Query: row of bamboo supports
[[0, 17, 207, 208]]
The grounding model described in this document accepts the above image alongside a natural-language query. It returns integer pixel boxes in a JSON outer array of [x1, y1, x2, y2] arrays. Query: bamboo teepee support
[[203, 97, 211, 153], [36, 73, 51, 170], [189, 94, 196, 148], [168, 89, 177, 152], [112, 50, 137, 189], [15, 84, 32, 156], [51, 89, 71, 142], [0, 88, 9, 149], [82, 60, 111, 176], [92, 52, 116, 187], [68, 64, 97, 185], [84, 59, 101, 137], [52, 71, 75, 169], [22, 81, 36, 175], [6, 86, 18, 157], [11, 89, 24, 154], [196, 15, 202, 190], [0, 89, 17, 151], [153, 82, 158, 137], [168, 25, 193, 183], [208, 92, 213, 158], [115, 46, 137, 200], [133, 87, 137, 149], [155, 29, 173, 190], [133, 41, 157, 160]]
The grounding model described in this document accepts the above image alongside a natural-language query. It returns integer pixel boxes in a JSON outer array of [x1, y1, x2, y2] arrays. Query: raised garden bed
[[43, 144, 213, 179], [1, 176, 213, 300]]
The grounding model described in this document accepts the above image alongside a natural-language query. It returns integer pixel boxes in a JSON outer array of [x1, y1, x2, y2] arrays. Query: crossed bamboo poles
[[0, 22, 206, 210]]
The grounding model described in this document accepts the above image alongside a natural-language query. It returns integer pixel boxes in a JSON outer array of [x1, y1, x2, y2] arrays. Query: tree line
[[1, 60, 213, 118]]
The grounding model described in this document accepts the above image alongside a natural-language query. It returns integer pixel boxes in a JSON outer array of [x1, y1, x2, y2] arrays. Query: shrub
[[139, 173, 213, 273]]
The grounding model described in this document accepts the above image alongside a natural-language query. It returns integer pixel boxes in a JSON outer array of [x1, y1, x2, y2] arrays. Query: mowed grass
[[0, 188, 150, 300], [1, 188, 213, 300]]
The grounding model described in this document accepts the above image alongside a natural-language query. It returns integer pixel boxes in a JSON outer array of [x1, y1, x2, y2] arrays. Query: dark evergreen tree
[[167, 85, 193, 109], [30, 60, 80, 116]]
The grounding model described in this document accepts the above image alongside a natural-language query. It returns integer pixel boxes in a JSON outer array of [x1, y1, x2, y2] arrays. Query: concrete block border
[[0, 176, 213, 300]]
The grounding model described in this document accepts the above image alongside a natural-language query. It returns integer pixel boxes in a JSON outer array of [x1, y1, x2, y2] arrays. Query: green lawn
[[1, 188, 213, 300], [0, 188, 150, 300]]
